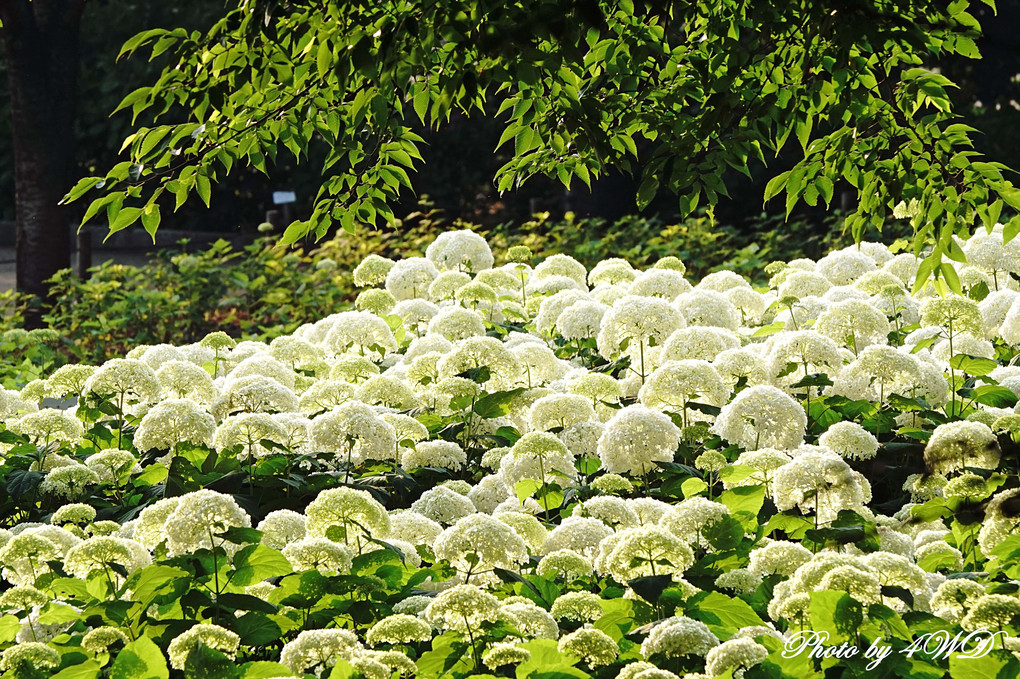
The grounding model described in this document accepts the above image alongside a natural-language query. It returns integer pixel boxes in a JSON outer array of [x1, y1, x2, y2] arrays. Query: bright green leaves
[[110, 636, 169, 679], [69, 0, 1016, 270]]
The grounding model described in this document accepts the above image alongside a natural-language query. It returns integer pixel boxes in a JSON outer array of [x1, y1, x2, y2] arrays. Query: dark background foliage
[[1, 1, 1017, 238]]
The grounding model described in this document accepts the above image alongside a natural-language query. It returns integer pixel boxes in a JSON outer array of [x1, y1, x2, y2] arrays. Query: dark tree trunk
[[0, 0, 84, 327]]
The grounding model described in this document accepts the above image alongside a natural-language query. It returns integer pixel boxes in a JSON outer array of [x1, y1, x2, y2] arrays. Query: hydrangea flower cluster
[[6, 228, 1020, 677]]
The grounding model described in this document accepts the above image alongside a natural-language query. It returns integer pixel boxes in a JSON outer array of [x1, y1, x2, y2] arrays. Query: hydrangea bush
[[2, 228, 1020, 678]]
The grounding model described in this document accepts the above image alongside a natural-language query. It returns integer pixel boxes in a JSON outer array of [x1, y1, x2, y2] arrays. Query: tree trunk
[[1, 0, 84, 327]]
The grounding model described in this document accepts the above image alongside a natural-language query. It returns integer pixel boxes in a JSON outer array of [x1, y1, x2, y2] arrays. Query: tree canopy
[[65, 0, 1018, 292]]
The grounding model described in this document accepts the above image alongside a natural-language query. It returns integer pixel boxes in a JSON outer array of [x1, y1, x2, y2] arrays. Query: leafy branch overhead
[[65, 0, 1015, 288]]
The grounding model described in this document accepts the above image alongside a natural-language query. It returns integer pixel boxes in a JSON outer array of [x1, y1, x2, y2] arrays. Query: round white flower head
[[641, 616, 719, 658], [214, 412, 287, 459], [366, 614, 434, 646], [426, 230, 494, 273], [978, 488, 1020, 554], [557, 300, 610, 341], [589, 258, 636, 286], [432, 509, 530, 579], [639, 360, 728, 423], [819, 421, 879, 460], [813, 298, 890, 353], [558, 626, 619, 667], [323, 311, 398, 357], [575, 496, 639, 530], [388, 510, 443, 548], [411, 486, 477, 525], [629, 268, 692, 299], [829, 345, 927, 404], [0, 643, 60, 673], [536, 289, 591, 335], [155, 360, 217, 403], [355, 375, 420, 410], [355, 287, 398, 316], [7, 408, 84, 447], [771, 450, 870, 523], [329, 354, 380, 383], [297, 379, 354, 416], [483, 642, 532, 670], [534, 253, 587, 286], [551, 591, 603, 622], [164, 490, 251, 556], [596, 525, 695, 582], [63, 536, 150, 582], [81, 626, 129, 654], [539, 550, 595, 582], [393, 299, 440, 337], [256, 509, 307, 549], [437, 336, 520, 390], [705, 638, 769, 679], [269, 336, 327, 375], [598, 405, 681, 477], [597, 295, 685, 377], [38, 464, 100, 501], [354, 254, 396, 287], [961, 594, 1020, 632], [816, 249, 877, 285], [920, 296, 984, 336], [661, 326, 742, 363], [425, 583, 502, 633], [428, 271, 471, 301], [543, 516, 614, 560], [84, 358, 162, 405], [726, 287, 768, 324], [712, 385, 806, 451], [134, 398, 216, 452], [401, 440, 467, 471], [280, 628, 363, 675], [924, 420, 999, 476], [214, 374, 298, 416], [674, 290, 741, 331], [282, 536, 353, 574], [659, 497, 730, 545], [305, 487, 391, 551], [45, 364, 96, 398], [310, 401, 397, 465], [778, 270, 832, 299], [167, 623, 240, 669], [765, 330, 844, 389], [386, 257, 440, 300]]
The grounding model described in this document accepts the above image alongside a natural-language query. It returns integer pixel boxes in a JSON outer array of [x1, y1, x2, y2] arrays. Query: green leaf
[[686, 591, 765, 638], [949, 651, 1019, 679], [232, 612, 283, 646], [763, 170, 791, 202], [232, 544, 292, 586], [316, 41, 332, 79], [968, 385, 1019, 408], [126, 565, 191, 606], [809, 590, 862, 644], [215, 526, 263, 545], [196, 173, 212, 208], [515, 478, 541, 503], [110, 636, 169, 679], [240, 662, 297, 679], [184, 641, 240, 679], [51, 661, 103, 679], [1004, 215, 1020, 244], [141, 204, 161, 242]]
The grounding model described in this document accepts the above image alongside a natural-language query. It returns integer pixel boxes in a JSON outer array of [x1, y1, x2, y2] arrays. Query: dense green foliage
[[64, 0, 1019, 288]]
